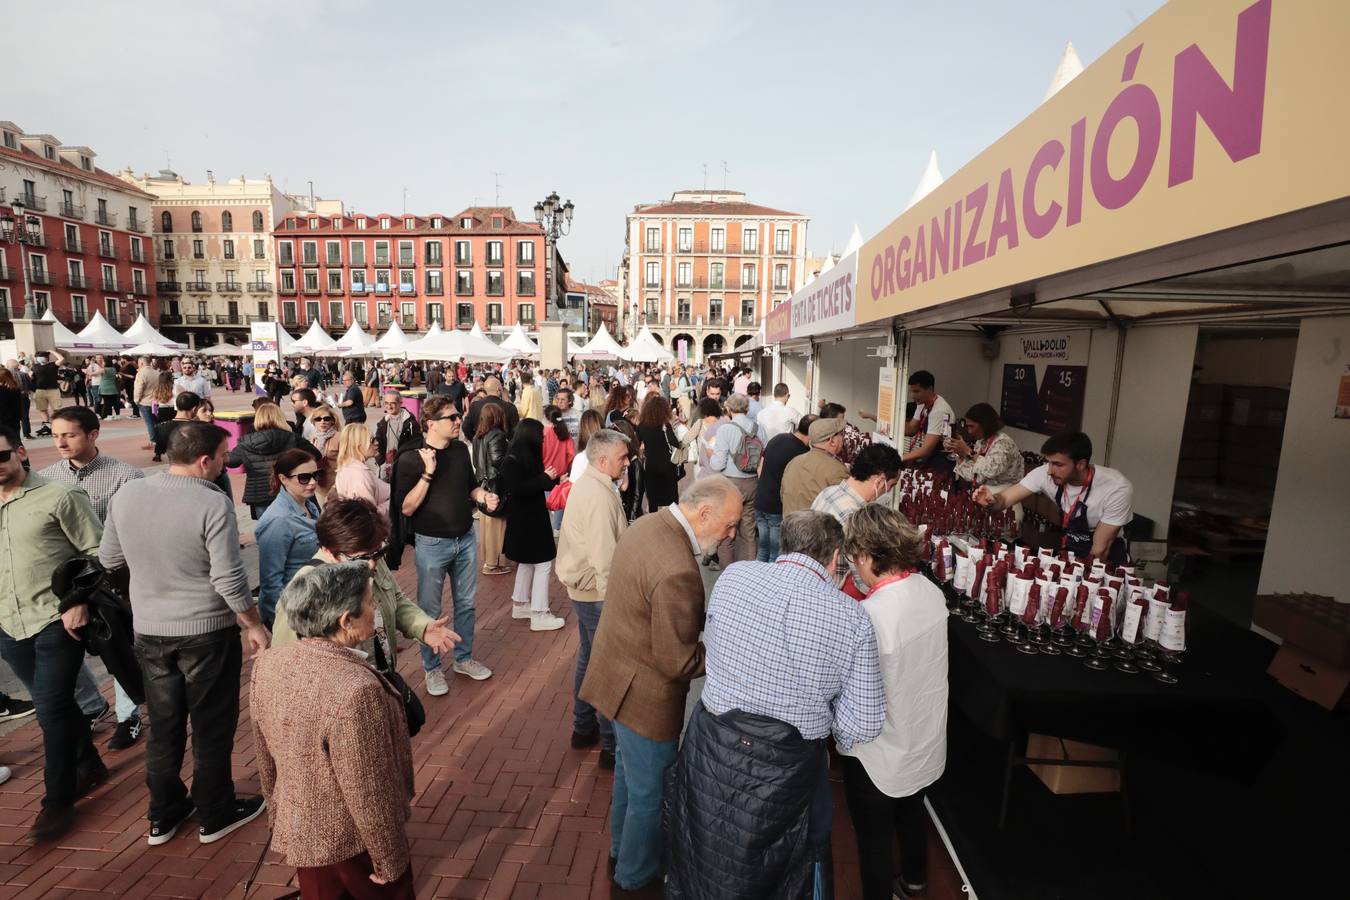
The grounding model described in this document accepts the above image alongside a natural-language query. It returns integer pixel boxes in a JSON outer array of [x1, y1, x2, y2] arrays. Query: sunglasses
[[312, 415, 335, 423], [342, 543, 389, 562], [286, 471, 320, 484], [432, 414, 462, 422], [0, 449, 16, 463]]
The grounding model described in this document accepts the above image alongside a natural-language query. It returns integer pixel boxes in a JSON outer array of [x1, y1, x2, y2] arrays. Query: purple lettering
[[911, 224, 928, 286], [929, 208, 951, 278], [1067, 117, 1086, 226], [1023, 139, 1065, 239], [1091, 78, 1161, 210], [1168, 0, 1271, 186], [986, 167, 1020, 257], [962, 184, 989, 267], [880, 245, 895, 297], [952, 200, 963, 269], [897, 235, 913, 290]]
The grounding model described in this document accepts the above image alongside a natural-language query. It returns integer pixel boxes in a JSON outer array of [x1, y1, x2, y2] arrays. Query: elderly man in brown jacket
[[580, 475, 743, 898]]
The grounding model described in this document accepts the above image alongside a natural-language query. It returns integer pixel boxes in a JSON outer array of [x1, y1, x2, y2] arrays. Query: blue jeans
[[0, 621, 102, 807], [572, 601, 613, 752], [138, 403, 157, 442], [74, 663, 139, 721], [756, 511, 783, 562], [611, 720, 678, 890], [414, 531, 478, 671]]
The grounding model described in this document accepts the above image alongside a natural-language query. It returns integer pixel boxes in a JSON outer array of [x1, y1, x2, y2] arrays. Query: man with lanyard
[[900, 370, 955, 472], [974, 430, 1133, 564]]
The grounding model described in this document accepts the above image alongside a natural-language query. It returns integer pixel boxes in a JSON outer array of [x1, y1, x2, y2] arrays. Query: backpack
[[732, 420, 763, 474]]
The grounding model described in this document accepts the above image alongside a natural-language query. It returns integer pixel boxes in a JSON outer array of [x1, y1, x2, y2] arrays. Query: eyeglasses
[[0, 449, 16, 463], [286, 471, 320, 484], [342, 543, 388, 562], [312, 415, 335, 423], [432, 414, 461, 422]]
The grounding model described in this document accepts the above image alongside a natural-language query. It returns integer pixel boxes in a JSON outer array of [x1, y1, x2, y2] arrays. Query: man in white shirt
[[732, 368, 751, 397], [172, 360, 212, 400], [756, 383, 800, 442], [900, 370, 954, 470], [975, 430, 1133, 563]]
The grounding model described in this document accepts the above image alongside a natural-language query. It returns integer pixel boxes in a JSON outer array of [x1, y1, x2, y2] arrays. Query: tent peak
[[1042, 40, 1085, 104]]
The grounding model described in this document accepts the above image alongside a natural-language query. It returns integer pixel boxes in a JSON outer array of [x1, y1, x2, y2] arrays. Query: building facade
[[271, 206, 561, 336], [621, 189, 808, 361], [0, 122, 159, 337], [120, 170, 306, 348]]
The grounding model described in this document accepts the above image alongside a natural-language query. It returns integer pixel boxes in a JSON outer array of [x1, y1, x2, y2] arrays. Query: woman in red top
[[542, 405, 576, 534]]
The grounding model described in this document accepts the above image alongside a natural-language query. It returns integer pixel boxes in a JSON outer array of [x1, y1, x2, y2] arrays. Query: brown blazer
[[579, 508, 705, 742], [251, 638, 414, 882]]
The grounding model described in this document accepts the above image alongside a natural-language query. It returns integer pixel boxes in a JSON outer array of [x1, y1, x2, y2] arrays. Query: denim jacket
[[255, 490, 321, 611]]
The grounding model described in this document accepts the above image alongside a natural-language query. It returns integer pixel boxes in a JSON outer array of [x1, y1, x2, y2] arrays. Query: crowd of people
[[0, 346, 1133, 899]]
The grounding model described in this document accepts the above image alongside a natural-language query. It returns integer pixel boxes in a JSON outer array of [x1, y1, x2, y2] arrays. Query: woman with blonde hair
[[226, 401, 321, 519], [333, 422, 390, 509]]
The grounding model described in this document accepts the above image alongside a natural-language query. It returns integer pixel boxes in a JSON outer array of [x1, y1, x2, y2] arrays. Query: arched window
[[160, 210, 173, 232], [221, 211, 233, 232], [253, 210, 264, 232], [191, 210, 202, 232]]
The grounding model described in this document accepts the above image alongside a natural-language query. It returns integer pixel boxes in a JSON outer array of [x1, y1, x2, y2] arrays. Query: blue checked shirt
[[702, 554, 885, 750]]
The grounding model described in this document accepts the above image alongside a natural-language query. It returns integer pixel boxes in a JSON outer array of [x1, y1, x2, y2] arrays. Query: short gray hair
[[725, 393, 750, 414], [587, 428, 628, 460], [280, 562, 372, 639], [681, 474, 740, 510], [779, 510, 844, 568]]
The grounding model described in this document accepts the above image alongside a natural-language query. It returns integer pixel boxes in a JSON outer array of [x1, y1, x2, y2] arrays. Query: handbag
[[667, 427, 689, 467], [546, 480, 573, 511]]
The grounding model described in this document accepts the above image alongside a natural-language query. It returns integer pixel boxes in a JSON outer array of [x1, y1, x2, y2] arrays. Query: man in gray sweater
[[100, 422, 271, 847]]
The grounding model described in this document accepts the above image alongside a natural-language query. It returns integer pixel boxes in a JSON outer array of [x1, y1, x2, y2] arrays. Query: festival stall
[[573, 322, 624, 360], [499, 322, 541, 357], [74, 311, 136, 352], [122, 313, 187, 350]]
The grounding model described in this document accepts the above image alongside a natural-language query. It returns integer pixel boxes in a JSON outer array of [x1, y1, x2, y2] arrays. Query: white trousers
[[512, 561, 553, 612]]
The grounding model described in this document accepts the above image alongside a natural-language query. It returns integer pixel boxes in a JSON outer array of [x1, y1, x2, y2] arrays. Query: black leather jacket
[[472, 428, 509, 491]]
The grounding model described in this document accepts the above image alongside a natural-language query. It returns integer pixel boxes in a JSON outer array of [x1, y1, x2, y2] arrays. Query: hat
[[808, 417, 844, 444]]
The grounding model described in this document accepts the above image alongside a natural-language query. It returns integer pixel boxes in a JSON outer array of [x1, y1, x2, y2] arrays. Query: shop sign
[[250, 320, 281, 368], [789, 252, 858, 338], [765, 299, 793, 344], [856, 0, 1350, 324]]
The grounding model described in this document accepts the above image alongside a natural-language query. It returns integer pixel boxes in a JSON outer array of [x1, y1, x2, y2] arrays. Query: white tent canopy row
[[573, 322, 626, 360], [622, 325, 675, 363], [398, 322, 511, 362], [288, 320, 339, 354], [498, 322, 540, 356], [320, 322, 378, 358], [199, 342, 250, 357], [123, 314, 187, 350]]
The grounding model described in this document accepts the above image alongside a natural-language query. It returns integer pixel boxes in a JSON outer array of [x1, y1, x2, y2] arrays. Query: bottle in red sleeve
[[1016, 582, 1042, 654], [1046, 585, 1071, 652]]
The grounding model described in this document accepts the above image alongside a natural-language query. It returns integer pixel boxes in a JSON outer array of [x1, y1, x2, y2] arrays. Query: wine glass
[[1083, 629, 1111, 669], [1153, 648, 1180, 684]]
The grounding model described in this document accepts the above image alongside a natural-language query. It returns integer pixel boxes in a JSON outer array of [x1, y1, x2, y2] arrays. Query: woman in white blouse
[[840, 505, 948, 900], [950, 402, 1025, 492]]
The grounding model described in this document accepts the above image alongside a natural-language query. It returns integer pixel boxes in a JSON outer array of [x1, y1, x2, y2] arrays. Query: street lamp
[[0, 198, 44, 320], [534, 191, 574, 311]]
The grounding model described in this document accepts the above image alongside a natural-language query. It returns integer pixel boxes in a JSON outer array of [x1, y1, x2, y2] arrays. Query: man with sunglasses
[[393, 396, 499, 694], [375, 391, 418, 476], [172, 360, 211, 401], [0, 424, 108, 842], [289, 388, 319, 441]]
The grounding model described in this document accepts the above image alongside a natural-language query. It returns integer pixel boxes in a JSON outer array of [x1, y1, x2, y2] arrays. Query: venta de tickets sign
[[787, 252, 859, 339]]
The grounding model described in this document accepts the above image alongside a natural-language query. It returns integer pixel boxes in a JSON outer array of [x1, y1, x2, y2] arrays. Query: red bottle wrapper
[[1074, 584, 1093, 632], [985, 569, 1002, 615], [972, 557, 989, 603], [1022, 582, 1042, 625], [934, 539, 949, 581], [1094, 591, 1115, 641], [1048, 586, 1070, 629]]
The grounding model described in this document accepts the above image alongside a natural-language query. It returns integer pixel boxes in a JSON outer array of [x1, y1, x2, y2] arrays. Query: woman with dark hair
[[499, 419, 565, 631], [255, 447, 323, 628], [473, 401, 511, 575], [602, 384, 633, 428], [950, 401, 1024, 492], [608, 415, 645, 521], [637, 394, 681, 511], [542, 405, 576, 534]]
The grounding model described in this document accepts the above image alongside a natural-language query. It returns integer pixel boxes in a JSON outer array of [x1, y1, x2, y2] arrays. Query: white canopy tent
[[622, 325, 675, 363], [567, 335, 586, 356], [75, 311, 135, 351], [905, 150, 945, 211], [499, 322, 540, 356], [325, 322, 377, 357], [373, 320, 412, 354], [402, 323, 510, 363], [122, 313, 187, 349], [126, 342, 179, 358], [1042, 41, 1085, 104], [288, 320, 338, 354], [574, 323, 625, 360], [41, 310, 87, 350], [199, 342, 250, 357]]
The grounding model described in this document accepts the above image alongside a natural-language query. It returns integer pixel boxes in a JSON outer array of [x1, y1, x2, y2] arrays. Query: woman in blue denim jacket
[[255, 448, 322, 627]]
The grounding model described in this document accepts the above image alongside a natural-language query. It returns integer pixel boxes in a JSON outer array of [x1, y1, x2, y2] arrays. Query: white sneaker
[[530, 611, 566, 632], [424, 668, 449, 696], [0, 765, 10, 785], [511, 602, 532, 619], [451, 658, 493, 681]]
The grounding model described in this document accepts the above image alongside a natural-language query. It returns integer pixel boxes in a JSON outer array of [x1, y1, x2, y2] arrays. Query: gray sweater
[[100, 473, 255, 637]]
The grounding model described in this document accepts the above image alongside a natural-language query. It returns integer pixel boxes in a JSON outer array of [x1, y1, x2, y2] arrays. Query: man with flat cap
[[780, 417, 849, 515]]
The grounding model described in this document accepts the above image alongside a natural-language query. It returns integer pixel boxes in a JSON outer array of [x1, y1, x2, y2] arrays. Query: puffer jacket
[[664, 703, 827, 900], [226, 427, 320, 506]]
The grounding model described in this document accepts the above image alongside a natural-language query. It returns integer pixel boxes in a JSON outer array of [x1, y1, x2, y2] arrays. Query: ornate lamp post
[[0, 198, 44, 319], [533, 191, 574, 313]]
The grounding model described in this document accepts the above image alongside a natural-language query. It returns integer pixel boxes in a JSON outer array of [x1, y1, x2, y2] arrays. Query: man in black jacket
[[374, 391, 419, 468], [463, 376, 517, 440]]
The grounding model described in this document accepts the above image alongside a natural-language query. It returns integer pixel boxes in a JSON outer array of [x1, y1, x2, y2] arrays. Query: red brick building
[[0, 122, 159, 335], [271, 206, 564, 335]]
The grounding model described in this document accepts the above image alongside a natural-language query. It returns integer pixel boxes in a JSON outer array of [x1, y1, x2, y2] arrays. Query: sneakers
[[893, 876, 927, 899], [599, 749, 616, 771], [511, 602, 532, 619], [451, 658, 493, 681], [0, 695, 35, 722], [75, 762, 111, 797], [147, 802, 195, 846], [0, 765, 10, 785], [28, 805, 77, 843], [199, 795, 266, 844], [86, 702, 113, 730], [571, 727, 600, 749], [530, 611, 566, 632], [108, 715, 142, 751], [424, 668, 449, 697]]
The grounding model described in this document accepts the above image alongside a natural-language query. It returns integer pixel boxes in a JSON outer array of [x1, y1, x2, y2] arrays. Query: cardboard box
[[1267, 643, 1350, 710], [1252, 594, 1350, 666], [1027, 734, 1122, 794]]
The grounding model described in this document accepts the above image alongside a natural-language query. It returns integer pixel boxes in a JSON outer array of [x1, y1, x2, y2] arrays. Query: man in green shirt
[[0, 424, 107, 842]]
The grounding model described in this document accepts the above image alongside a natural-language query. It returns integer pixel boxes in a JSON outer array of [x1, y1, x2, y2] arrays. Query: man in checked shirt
[[665, 510, 884, 898]]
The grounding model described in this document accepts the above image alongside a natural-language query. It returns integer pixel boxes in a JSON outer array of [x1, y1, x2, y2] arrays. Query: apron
[[1054, 468, 1129, 565], [910, 399, 957, 474]]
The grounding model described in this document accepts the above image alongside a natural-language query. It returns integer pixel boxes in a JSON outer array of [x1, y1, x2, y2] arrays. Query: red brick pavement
[[2, 395, 968, 899]]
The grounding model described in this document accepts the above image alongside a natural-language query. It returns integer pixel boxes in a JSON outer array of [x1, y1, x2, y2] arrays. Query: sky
[[12, 0, 1165, 284]]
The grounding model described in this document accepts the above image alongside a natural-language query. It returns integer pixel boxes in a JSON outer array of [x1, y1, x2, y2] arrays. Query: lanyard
[[1060, 466, 1095, 532], [776, 558, 830, 584], [868, 570, 915, 593]]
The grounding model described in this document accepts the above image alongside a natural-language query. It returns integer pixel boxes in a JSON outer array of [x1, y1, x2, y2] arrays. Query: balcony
[[326, 285, 345, 296], [400, 315, 417, 330], [60, 202, 85, 220], [20, 233, 48, 249], [159, 313, 183, 325], [398, 256, 415, 268], [282, 314, 300, 327], [28, 269, 54, 286], [707, 315, 724, 326], [455, 286, 473, 297], [373, 284, 392, 295], [184, 280, 211, 293], [0, 264, 11, 282], [454, 256, 472, 267], [20, 194, 47, 211], [70, 309, 89, 325], [644, 280, 661, 289], [127, 219, 146, 234], [302, 284, 321, 295], [129, 282, 150, 296], [374, 257, 391, 267], [247, 282, 272, 293], [66, 274, 90, 290], [185, 314, 213, 325], [157, 281, 182, 294], [351, 284, 368, 294], [676, 315, 692, 325], [278, 283, 297, 295], [301, 257, 319, 267], [426, 286, 445, 296], [774, 246, 791, 256], [398, 285, 417, 297], [216, 282, 242, 293], [425, 255, 444, 267], [326, 257, 342, 268], [98, 243, 118, 259], [215, 314, 245, 326], [516, 254, 535, 267], [95, 209, 118, 227], [101, 279, 121, 292], [64, 237, 86, 254], [678, 242, 750, 255], [130, 248, 146, 263], [191, 252, 206, 260], [485, 257, 504, 269], [278, 256, 295, 267]]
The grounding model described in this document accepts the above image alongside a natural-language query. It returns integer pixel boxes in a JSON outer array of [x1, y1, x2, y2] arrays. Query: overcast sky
[[12, 0, 1162, 283]]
